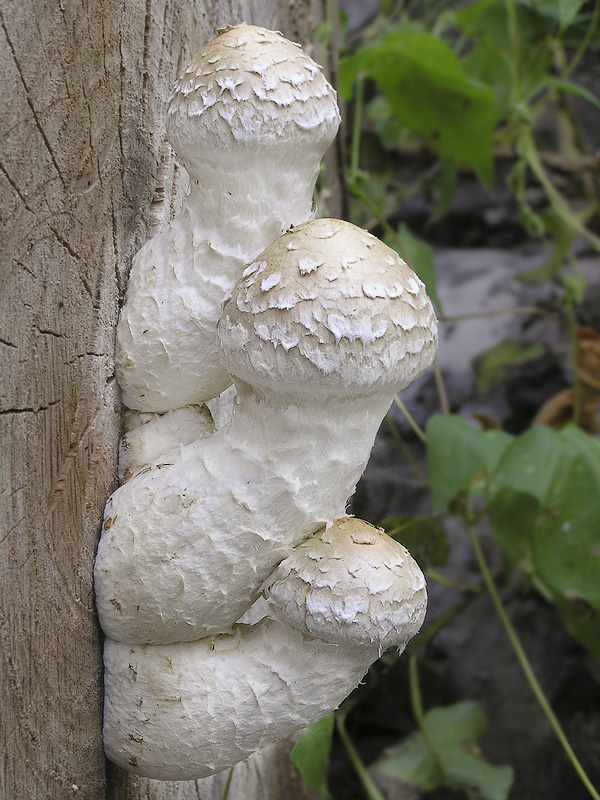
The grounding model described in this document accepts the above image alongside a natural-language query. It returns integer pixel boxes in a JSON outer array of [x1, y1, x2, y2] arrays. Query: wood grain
[[0, 1, 335, 798]]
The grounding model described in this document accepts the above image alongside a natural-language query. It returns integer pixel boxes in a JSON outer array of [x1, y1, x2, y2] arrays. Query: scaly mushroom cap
[[167, 24, 340, 166], [218, 218, 438, 399], [264, 518, 427, 651]]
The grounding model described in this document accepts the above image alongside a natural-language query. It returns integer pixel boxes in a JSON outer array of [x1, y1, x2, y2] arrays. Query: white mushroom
[[118, 405, 214, 484], [263, 517, 427, 649], [102, 518, 427, 781], [94, 218, 437, 645], [116, 25, 340, 412]]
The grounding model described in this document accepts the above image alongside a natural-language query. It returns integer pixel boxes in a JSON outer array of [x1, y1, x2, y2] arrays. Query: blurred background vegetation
[[292, 1, 600, 798]]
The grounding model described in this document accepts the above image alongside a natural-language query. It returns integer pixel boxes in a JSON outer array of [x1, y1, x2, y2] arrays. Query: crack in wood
[[36, 327, 64, 340], [142, 0, 153, 100], [47, 404, 100, 512], [47, 225, 82, 261], [0, 516, 26, 546], [0, 400, 60, 415], [0, 12, 67, 189], [0, 159, 35, 215]]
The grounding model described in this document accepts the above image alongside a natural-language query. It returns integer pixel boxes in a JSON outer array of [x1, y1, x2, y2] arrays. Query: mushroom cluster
[[116, 24, 340, 412], [96, 25, 437, 782]]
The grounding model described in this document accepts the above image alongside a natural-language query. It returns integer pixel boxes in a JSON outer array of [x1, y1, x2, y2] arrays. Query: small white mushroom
[[116, 25, 340, 412], [94, 218, 437, 645], [102, 518, 427, 780], [263, 517, 427, 650]]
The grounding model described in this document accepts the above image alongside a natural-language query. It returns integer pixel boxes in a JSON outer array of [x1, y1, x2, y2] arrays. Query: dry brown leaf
[[470, 412, 502, 431], [577, 326, 600, 391], [532, 327, 600, 431]]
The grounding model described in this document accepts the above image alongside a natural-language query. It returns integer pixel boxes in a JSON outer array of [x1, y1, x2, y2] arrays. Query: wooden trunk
[[0, 1, 340, 797]]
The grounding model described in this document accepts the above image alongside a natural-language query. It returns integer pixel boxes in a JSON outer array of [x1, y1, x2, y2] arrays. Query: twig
[[385, 416, 431, 486], [408, 655, 449, 782], [465, 515, 600, 800], [439, 305, 551, 323], [393, 396, 427, 442], [519, 128, 600, 252], [220, 767, 234, 800], [564, 0, 600, 79], [350, 75, 365, 182], [433, 359, 450, 415], [336, 713, 388, 800], [564, 291, 582, 426]]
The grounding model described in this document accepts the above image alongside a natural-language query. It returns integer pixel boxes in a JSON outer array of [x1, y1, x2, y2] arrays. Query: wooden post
[[0, 2, 334, 797]]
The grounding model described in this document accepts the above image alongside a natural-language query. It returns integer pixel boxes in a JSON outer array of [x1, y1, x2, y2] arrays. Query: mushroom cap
[[263, 518, 427, 651], [218, 218, 438, 399], [167, 24, 340, 166]]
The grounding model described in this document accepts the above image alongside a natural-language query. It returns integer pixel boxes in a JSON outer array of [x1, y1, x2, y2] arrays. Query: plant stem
[[409, 566, 501, 655], [385, 416, 431, 485], [336, 713, 388, 800], [564, 0, 600, 79], [433, 359, 450, 415], [564, 290, 582, 426], [393, 396, 427, 442], [425, 566, 464, 591], [220, 767, 234, 800], [352, 183, 410, 261], [519, 129, 600, 252], [350, 74, 365, 182], [465, 517, 600, 800], [505, 0, 523, 102], [408, 655, 448, 782], [439, 305, 551, 323]]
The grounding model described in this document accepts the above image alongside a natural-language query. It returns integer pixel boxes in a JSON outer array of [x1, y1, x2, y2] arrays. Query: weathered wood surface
[[0, 1, 335, 798]]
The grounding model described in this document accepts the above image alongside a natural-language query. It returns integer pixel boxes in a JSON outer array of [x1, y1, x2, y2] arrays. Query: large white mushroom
[[95, 218, 437, 645], [98, 26, 438, 780], [116, 24, 340, 412], [103, 518, 427, 781]]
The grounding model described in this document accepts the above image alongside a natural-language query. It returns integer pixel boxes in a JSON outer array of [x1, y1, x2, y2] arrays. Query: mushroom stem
[[95, 385, 397, 645], [102, 519, 427, 781], [103, 617, 375, 781], [116, 159, 324, 413], [95, 218, 437, 647]]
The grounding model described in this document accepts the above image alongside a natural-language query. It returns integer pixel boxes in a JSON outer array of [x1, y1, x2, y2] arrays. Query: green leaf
[[487, 488, 540, 570], [487, 426, 562, 504], [473, 340, 545, 394], [426, 415, 513, 513], [561, 11, 600, 45], [339, 33, 496, 187], [456, 0, 553, 104], [397, 223, 442, 312], [366, 95, 405, 147], [530, 427, 600, 656], [485, 426, 562, 570], [454, 0, 500, 33], [428, 159, 458, 226], [461, 35, 512, 120], [557, 0, 586, 28], [382, 516, 450, 566], [517, 207, 576, 283], [457, 0, 557, 45], [549, 77, 600, 110], [376, 701, 513, 800], [290, 713, 334, 797], [482, 426, 600, 655]]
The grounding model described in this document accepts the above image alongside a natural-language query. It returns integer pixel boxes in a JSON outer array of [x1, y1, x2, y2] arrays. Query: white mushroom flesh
[[103, 519, 426, 781], [264, 517, 427, 650], [98, 25, 437, 781], [95, 219, 436, 645], [116, 25, 340, 412]]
